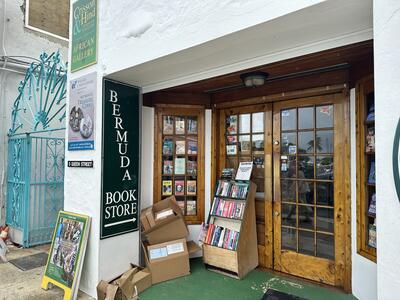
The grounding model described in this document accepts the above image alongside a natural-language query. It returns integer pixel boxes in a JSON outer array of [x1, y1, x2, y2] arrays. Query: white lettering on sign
[[105, 189, 137, 220], [109, 90, 132, 181]]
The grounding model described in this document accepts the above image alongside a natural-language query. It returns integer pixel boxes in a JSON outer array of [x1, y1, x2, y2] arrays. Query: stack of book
[[216, 180, 249, 199], [204, 224, 240, 251], [210, 198, 245, 219]]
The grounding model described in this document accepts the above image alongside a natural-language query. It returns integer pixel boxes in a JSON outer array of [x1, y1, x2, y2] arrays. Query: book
[[187, 160, 197, 176], [198, 223, 208, 245], [175, 158, 186, 174], [163, 160, 173, 174], [226, 145, 237, 155], [368, 161, 375, 184], [187, 117, 197, 134], [175, 117, 185, 134], [187, 180, 197, 195], [175, 180, 185, 195], [175, 140, 186, 155], [368, 222, 376, 248], [163, 116, 174, 134], [368, 193, 376, 216], [221, 168, 236, 180], [205, 225, 240, 250], [366, 102, 375, 121], [239, 140, 251, 153], [162, 139, 173, 155], [177, 201, 185, 214], [235, 161, 253, 181], [365, 127, 375, 153], [226, 115, 238, 134], [226, 135, 237, 145], [186, 201, 196, 215], [253, 156, 264, 168], [162, 180, 172, 196], [187, 139, 197, 154]]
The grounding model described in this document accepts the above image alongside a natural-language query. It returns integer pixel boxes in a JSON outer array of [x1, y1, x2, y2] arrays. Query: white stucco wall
[[374, 1, 400, 299], [350, 89, 377, 300], [0, 0, 67, 226]]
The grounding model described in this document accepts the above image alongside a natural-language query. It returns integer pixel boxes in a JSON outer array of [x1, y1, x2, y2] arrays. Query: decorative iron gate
[[6, 52, 67, 247]]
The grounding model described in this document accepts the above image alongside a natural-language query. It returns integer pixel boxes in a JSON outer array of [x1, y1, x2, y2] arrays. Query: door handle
[[274, 140, 280, 145], [274, 211, 280, 217]]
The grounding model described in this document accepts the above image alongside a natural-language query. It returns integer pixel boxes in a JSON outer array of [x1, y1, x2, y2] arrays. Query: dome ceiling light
[[240, 71, 269, 88]]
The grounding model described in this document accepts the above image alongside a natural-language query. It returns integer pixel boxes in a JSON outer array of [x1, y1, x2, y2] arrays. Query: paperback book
[[163, 160, 173, 175], [226, 116, 238, 135], [188, 139, 198, 154], [226, 145, 237, 155], [163, 116, 174, 134], [186, 201, 197, 215], [162, 180, 173, 196], [176, 140, 186, 155], [162, 139, 173, 155], [210, 197, 246, 219], [365, 127, 375, 153], [227, 135, 237, 145], [175, 158, 186, 175], [175, 117, 185, 134], [216, 180, 249, 199], [187, 180, 197, 195], [204, 224, 240, 251], [368, 161, 376, 184], [368, 193, 376, 217], [175, 180, 185, 196], [187, 117, 198, 134], [221, 168, 236, 180], [368, 222, 376, 248], [187, 160, 197, 176]]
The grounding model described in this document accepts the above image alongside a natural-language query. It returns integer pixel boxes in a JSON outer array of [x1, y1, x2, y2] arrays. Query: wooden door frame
[[272, 92, 351, 291], [210, 85, 351, 291]]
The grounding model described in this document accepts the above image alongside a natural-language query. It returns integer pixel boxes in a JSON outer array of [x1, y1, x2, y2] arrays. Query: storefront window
[[154, 106, 205, 224], [356, 75, 376, 262]]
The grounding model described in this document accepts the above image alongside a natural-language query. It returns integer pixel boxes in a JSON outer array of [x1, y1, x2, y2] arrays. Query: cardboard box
[[143, 238, 190, 284], [97, 267, 138, 300], [130, 265, 152, 294], [142, 196, 188, 244]]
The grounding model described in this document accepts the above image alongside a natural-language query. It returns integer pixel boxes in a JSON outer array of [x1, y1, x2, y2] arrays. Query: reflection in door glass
[[299, 230, 314, 256], [239, 114, 251, 133], [317, 233, 334, 260], [316, 105, 333, 128], [252, 112, 264, 133], [282, 227, 297, 251], [281, 109, 297, 131]]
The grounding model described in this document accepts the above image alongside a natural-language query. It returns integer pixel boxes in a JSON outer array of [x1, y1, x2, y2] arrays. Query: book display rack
[[203, 179, 258, 279]]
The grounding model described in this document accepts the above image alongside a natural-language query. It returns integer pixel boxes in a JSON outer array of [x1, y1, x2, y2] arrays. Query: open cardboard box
[[142, 238, 200, 284], [97, 265, 151, 300], [141, 196, 189, 244]]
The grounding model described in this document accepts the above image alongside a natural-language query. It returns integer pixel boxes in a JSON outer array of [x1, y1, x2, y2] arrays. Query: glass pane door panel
[[280, 105, 335, 260]]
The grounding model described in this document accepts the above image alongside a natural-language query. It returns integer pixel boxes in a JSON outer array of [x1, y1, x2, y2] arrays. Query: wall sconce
[[240, 71, 269, 88]]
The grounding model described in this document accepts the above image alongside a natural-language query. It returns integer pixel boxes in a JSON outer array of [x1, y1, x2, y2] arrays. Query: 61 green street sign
[[101, 79, 141, 239], [71, 0, 97, 72]]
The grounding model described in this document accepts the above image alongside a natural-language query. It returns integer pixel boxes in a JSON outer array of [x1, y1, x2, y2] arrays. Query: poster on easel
[[41, 211, 91, 300]]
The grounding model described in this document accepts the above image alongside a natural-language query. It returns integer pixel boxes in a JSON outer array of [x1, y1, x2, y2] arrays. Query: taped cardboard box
[[142, 238, 190, 284], [142, 238, 201, 284], [97, 267, 138, 300], [141, 196, 188, 245]]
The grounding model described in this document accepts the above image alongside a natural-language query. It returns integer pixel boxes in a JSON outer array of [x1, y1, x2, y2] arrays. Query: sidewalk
[[0, 244, 92, 300]]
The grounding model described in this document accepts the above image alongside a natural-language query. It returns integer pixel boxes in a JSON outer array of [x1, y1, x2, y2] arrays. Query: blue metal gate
[[6, 52, 67, 247], [7, 135, 65, 246]]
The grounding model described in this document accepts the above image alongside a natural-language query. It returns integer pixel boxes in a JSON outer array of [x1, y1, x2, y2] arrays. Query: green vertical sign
[[101, 79, 141, 239], [71, 0, 97, 72]]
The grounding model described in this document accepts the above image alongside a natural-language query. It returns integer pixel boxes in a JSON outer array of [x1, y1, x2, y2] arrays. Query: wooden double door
[[216, 92, 350, 290]]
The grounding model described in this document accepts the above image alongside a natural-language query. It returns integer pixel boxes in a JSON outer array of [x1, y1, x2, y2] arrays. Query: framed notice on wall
[[41, 211, 91, 300], [101, 78, 141, 239], [71, 0, 97, 72], [68, 72, 96, 151]]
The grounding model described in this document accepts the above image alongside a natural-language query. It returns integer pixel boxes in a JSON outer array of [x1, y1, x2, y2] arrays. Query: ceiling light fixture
[[240, 71, 269, 88]]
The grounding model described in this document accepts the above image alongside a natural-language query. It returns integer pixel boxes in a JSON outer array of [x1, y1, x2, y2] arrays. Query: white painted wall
[[0, 0, 67, 226], [350, 89, 377, 300], [374, 1, 400, 299]]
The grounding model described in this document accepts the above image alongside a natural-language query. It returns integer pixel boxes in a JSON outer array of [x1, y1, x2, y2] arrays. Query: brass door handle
[[274, 211, 280, 217], [274, 140, 280, 145]]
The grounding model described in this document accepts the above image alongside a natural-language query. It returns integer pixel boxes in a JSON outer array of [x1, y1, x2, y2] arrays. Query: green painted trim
[[393, 118, 400, 201]]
